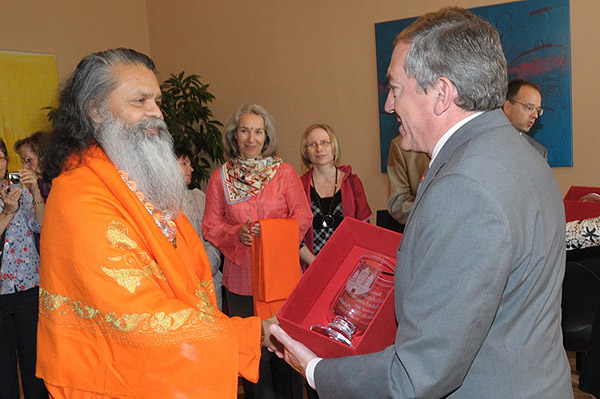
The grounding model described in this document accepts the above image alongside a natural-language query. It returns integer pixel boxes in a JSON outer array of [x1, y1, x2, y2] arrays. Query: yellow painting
[[0, 50, 58, 172]]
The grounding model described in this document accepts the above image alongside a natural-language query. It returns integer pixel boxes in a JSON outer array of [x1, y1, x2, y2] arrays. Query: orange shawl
[[37, 147, 261, 398], [251, 219, 301, 319]]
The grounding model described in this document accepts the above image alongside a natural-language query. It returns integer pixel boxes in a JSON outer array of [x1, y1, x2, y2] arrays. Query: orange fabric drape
[[251, 219, 301, 319], [37, 146, 261, 398]]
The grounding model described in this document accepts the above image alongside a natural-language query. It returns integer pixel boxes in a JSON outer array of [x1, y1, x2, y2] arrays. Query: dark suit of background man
[[503, 79, 548, 160], [271, 6, 573, 398]]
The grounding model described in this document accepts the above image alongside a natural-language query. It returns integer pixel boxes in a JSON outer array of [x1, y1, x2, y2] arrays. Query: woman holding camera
[[0, 138, 48, 398], [14, 131, 51, 203]]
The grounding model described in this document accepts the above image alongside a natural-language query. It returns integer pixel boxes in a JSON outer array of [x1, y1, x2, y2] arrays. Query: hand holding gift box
[[276, 218, 402, 358]]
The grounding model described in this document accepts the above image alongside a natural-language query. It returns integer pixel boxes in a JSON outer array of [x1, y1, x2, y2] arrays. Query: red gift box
[[277, 218, 403, 358], [564, 186, 600, 222]]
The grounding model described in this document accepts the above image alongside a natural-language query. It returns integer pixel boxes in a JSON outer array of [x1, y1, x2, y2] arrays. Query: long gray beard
[[95, 114, 185, 216]]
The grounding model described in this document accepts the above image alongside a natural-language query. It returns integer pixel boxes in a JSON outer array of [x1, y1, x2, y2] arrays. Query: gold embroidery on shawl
[[195, 288, 216, 320], [199, 280, 214, 293], [39, 288, 226, 346], [39, 290, 69, 311], [72, 301, 102, 319], [147, 309, 193, 333], [41, 221, 224, 344], [107, 221, 137, 249], [101, 267, 147, 294], [104, 312, 149, 332], [102, 221, 168, 293]]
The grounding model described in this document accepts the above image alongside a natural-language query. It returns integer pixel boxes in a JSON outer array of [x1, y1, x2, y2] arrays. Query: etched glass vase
[[310, 253, 395, 347]]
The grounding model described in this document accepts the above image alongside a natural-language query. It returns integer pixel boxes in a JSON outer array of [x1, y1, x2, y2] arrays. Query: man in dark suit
[[270, 7, 572, 398], [503, 79, 548, 160]]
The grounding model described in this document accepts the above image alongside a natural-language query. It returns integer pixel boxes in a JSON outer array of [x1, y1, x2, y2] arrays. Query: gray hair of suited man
[[223, 104, 278, 159], [42, 48, 158, 182], [394, 7, 507, 112]]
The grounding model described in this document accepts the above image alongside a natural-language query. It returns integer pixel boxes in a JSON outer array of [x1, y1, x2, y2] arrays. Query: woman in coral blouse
[[299, 124, 372, 270], [203, 104, 312, 399]]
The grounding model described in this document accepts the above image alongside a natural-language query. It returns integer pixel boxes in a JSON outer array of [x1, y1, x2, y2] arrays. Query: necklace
[[311, 166, 338, 228], [119, 170, 177, 248]]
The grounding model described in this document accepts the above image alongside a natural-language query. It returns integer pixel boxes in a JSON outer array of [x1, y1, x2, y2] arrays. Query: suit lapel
[[405, 109, 509, 227]]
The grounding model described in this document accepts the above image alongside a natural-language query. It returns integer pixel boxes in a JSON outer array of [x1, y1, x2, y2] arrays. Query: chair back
[[562, 252, 600, 351]]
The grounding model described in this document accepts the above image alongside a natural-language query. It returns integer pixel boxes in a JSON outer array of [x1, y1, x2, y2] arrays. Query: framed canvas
[[375, 0, 572, 169]]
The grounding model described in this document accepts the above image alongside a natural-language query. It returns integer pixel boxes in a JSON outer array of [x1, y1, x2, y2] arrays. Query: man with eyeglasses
[[502, 79, 548, 160]]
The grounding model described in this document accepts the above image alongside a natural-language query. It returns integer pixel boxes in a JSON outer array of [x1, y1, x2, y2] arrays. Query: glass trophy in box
[[310, 253, 395, 347]]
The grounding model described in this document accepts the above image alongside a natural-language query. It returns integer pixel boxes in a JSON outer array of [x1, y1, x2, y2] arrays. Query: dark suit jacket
[[315, 110, 572, 398]]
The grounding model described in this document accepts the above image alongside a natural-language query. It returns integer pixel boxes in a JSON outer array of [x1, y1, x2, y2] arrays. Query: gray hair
[[223, 104, 278, 158], [96, 111, 185, 216], [43, 48, 157, 181], [395, 7, 507, 111]]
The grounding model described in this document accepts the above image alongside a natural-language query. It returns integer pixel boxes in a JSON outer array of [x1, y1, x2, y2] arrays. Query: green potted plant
[[160, 72, 224, 188]]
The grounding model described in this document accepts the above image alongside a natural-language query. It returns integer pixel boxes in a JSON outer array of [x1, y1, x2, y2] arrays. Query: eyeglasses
[[305, 140, 332, 149], [509, 100, 544, 116]]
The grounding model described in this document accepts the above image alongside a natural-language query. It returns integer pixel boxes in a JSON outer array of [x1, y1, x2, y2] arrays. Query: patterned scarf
[[221, 156, 282, 204]]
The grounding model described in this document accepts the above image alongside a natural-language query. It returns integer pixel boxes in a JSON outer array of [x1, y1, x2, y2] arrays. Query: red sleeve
[[349, 174, 372, 222], [201, 168, 247, 265]]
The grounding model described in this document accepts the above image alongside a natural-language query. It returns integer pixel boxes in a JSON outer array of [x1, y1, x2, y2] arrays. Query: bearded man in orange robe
[[37, 48, 274, 399]]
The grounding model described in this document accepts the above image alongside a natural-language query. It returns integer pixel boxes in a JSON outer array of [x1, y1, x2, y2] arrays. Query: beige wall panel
[[147, 0, 598, 213], [2, 0, 593, 212], [0, 0, 150, 82], [554, 0, 600, 194]]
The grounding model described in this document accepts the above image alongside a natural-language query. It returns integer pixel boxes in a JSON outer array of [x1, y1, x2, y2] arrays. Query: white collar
[[429, 112, 484, 166]]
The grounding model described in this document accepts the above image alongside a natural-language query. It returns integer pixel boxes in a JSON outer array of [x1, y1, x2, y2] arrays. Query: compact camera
[[8, 172, 21, 184]]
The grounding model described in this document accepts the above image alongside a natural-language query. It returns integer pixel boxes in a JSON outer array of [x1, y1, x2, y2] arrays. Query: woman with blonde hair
[[299, 123, 371, 269]]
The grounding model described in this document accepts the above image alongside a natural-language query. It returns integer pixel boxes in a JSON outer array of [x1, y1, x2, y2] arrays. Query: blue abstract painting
[[375, 0, 572, 170]]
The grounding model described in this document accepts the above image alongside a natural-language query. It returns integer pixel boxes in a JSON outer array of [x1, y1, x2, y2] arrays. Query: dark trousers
[[0, 287, 48, 399], [224, 287, 304, 399], [306, 384, 320, 399], [580, 303, 600, 397]]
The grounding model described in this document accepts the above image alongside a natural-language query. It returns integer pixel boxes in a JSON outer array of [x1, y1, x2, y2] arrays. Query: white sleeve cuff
[[306, 357, 323, 390]]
